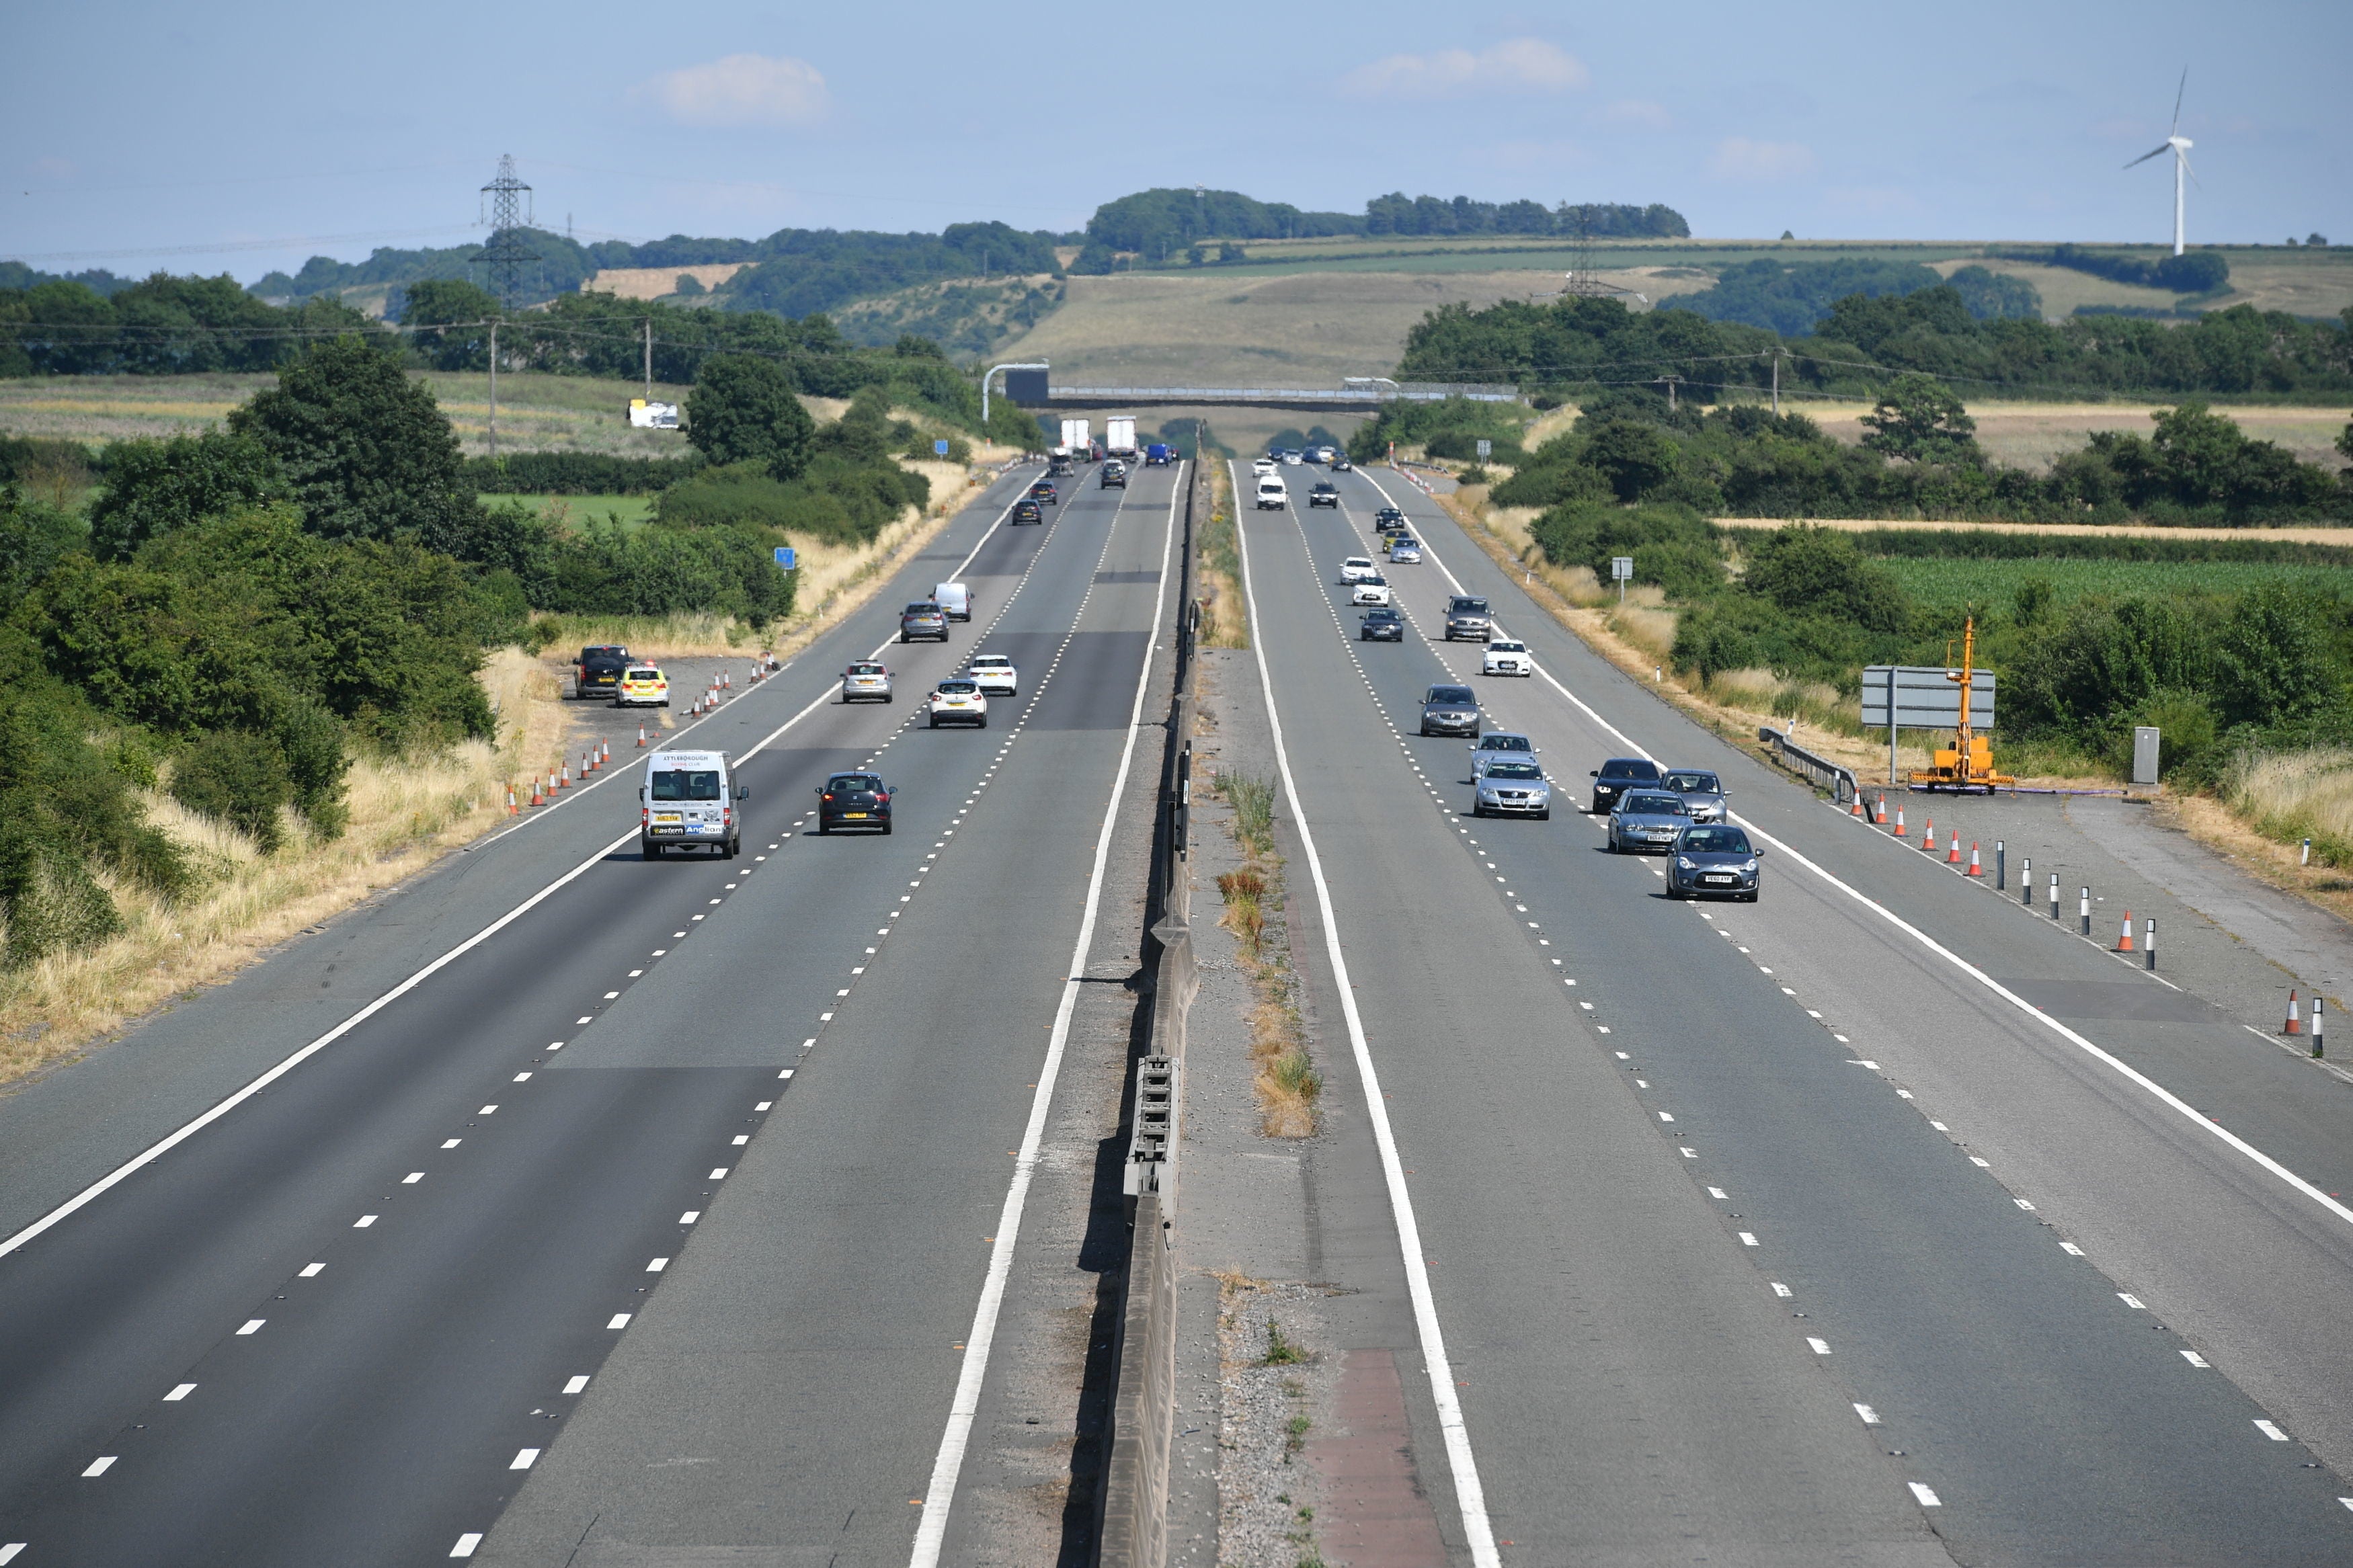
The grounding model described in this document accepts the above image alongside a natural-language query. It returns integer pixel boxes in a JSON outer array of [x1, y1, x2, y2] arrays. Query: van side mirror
[[1589, 770, 1599, 778], [735, 784, 750, 800]]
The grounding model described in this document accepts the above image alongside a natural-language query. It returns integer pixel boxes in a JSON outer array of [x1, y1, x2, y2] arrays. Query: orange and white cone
[[1874, 794, 1887, 824], [2286, 990, 2302, 1035], [1895, 804, 1907, 839], [2118, 912, 2135, 952], [530, 778, 546, 807], [637, 725, 647, 747], [1924, 819, 1938, 853], [1967, 843, 1983, 876], [601, 739, 610, 764], [559, 764, 571, 790], [507, 786, 518, 815], [1850, 793, 1864, 817], [723, 670, 731, 690], [1948, 834, 1964, 866]]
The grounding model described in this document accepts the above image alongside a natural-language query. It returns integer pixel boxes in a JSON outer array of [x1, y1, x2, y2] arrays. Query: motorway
[[0, 458, 1183, 1565], [1227, 458, 2353, 1566]]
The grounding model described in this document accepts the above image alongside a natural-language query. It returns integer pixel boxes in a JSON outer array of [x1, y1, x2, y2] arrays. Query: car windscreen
[[1600, 758, 1661, 780], [584, 646, 627, 659], [1486, 762, 1544, 780], [848, 664, 883, 675], [1448, 598, 1490, 614], [1622, 794, 1686, 815], [650, 769, 721, 802], [826, 776, 881, 794], [1682, 827, 1751, 854], [1425, 687, 1475, 705], [1478, 735, 1531, 751], [1665, 772, 1721, 793], [906, 604, 940, 615], [1488, 642, 1523, 653]]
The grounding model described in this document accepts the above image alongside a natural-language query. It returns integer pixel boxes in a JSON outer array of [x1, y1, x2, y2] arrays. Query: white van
[[641, 749, 748, 859], [1255, 477, 1288, 510], [932, 581, 973, 622]]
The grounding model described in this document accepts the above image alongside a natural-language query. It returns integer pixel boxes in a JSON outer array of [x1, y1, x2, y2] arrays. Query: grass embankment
[[1197, 462, 1248, 649], [1210, 771, 1318, 1137], [0, 649, 573, 1086]]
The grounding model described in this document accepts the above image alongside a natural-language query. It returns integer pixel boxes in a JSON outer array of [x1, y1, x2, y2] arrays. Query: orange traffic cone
[[1894, 804, 1907, 839], [601, 739, 610, 764], [1874, 793, 1887, 824], [1967, 843, 1983, 876], [2286, 990, 2302, 1035], [559, 764, 571, 790], [637, 725, 647, 747], [1924, 819, 1938, 853], [2118, 912, 2135, 952], [723, 669, 731, 690], [530, 778, 546, 807], [1850, 793, 1864, 817], [1948, 834, 1964, 866], [507, 786, 518, 815]]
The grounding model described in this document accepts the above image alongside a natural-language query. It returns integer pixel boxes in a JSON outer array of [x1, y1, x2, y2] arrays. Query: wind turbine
[[2124, 70, 2195, 256]]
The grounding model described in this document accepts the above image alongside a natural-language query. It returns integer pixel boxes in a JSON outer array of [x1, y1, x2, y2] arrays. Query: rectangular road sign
[[1862, 665, 1996, 729], [1610, 556, 1635, 581], [1476, 438, 1492, 460], [772, 546, 797, 571], [933, 439, 950, 457]]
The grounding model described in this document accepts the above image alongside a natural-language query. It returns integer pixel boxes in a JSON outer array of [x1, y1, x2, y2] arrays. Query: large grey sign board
[[1861, 665, 1998, 729]]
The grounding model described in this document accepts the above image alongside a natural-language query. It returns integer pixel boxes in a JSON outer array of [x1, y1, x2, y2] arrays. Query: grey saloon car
[[1474, 759, 1551, 819], [1608, 790, 1691, 854], [1662, 768, 1728, 823], [1667, 823, 1763, 901], [1443, 595, 1493, 642], [1419, 684, 1480, 737]]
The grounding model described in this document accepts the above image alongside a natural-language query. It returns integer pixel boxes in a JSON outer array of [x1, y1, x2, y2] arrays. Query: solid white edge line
[[1232, 462, 1502, 1568], [0, 475, 1047, 1265], [908, 464, 1174, 1567], [1372, 467, 2353, 1237]]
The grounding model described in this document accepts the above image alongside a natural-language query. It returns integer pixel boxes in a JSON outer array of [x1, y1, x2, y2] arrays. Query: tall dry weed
[[2226, 747, 2353, 868]]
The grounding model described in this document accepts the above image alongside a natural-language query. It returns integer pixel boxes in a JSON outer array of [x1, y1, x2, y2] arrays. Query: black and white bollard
[[2021, 856, 2034, 905], [2145, 917, 2156, 971], [1996, 841, 2007, 891], [2049, 872, 2061, 921], [2080, 886, 2092, 938], [2315, 995, 2326, 1061]]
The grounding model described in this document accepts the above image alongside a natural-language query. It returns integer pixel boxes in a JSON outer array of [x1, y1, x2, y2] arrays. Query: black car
[[1419, 683, 1480, 737], [816, 772, 893, 835], [574, 643, 631, 699], [1332, 454, 1353, 472], [1308, 482, 1341, 508], [1359, 608, 1405, 641], [1101, 462, 1129, 489], [1012, 499, 1043, 526], [1589, 755, 1664, 814], [1029, 480, 1058, 504], [1373, 507, 1406, 534], [900, 602, 951, 642]]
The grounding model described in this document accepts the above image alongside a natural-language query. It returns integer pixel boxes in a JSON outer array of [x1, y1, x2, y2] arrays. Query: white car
[[1483, 639, 1533, 677], [1251, 457, 1278, 477], [1351, 575, 1392, 606], [967, 654, 1018, 697], [928, 678, 989, 729], [1339, 556, 1378, 583]]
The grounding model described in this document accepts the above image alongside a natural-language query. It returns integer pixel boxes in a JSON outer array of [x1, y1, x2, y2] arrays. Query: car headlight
[[1742, 860, 1759, 872], [1677, 857, 1696, 869]]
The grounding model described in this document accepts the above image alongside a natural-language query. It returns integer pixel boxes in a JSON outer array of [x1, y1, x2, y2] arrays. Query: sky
[[5, 0, 2349, 286]]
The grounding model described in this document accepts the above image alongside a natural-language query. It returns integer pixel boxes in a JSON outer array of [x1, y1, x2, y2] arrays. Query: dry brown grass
[[0, 649, 573, 1087], [1798, 403, 2353, 475], [2223, 748, 2353, 868], [1197, 464, 1248, 650], [1208, 771, 1318, 1137]]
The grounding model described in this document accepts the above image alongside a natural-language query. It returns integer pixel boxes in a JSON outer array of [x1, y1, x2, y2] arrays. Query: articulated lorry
[[1105, 416, 1139, 459], [1057, 417, 1092, 460]]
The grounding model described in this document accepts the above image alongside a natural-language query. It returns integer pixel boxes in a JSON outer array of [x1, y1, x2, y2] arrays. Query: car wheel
[[928, 714, 938, 729], [1538, 809, 1551, 820], [900, 633, 910, 643], [979, 714, 989, 729], [818, 820, 830, 835], [882, 819, 893, 835], [1419, 724, 1430, 736], [644, 842, 662, 859]]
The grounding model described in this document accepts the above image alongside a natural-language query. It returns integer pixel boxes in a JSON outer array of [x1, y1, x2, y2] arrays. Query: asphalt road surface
[[1228, 459, 2353, 1566], [0, 458, 1183, 1567]]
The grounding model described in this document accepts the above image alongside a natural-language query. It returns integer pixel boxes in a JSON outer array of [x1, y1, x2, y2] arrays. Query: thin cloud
[[1710, 136, 1816, 181], [1342, 38, 1588, 101], [1593, 99, 1673, 130], [635, 54, 831, 128]]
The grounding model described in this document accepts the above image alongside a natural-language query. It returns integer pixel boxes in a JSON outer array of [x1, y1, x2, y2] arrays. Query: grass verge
[[1211, 769, 1318, 1137], [1197, 462, 1248, 650]]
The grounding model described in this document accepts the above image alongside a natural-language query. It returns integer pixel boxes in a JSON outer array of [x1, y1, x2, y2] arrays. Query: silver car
[[1667, 823, 1763, 901], [1474, 759, 1551, 819], [840, 660, 893, 703], [1468, 731, 1538, 778], [1444, 595, 1493, 643], [1608, 790, 1691, 854], [1661, 768, 1728, 823]]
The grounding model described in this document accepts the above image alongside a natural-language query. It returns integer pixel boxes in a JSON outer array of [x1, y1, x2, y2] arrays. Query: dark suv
[[900, 602, 950, 643], [816, 772, 893, 835], [1029, 480, 1058, 504], [1374, 507, 1407, 534], [1308, 482, 1340, 508], [1419, 684, 1480, 737], [1012, 499, 1043, 526], [1589, 756, 1664, 814], [1443, 596, 1492, 642], [575, 644, 631, 700], [1101, 462, 1128, 489]]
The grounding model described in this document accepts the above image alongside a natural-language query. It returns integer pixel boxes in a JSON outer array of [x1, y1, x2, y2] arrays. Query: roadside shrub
[[171, 730, 293, 852], [460, 452, 702, 496]]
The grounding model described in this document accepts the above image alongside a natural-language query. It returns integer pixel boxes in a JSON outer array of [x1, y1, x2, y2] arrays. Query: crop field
[[1873, 553, 2353, 610]]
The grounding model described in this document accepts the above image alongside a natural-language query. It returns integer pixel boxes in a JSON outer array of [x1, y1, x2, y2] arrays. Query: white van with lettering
[[641, 749, 748, 859]]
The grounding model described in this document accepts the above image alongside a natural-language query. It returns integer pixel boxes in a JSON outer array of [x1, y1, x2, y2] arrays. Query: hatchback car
[[817, 772, 893, 835], [1661, 768, 1728, 823], [1373, 508, 1407, 534], [1443, 595, 1493, 642], [928, 678, 989, 728], [1668, 823, 1761, 899], [901, 602, 950, 642], [1029, 480, 1058, 504], [1482, 639, 1532, 677], [1340, 556, 1378, 583], [967, 654, 1018, 697], [1101, 462, 1128, 488], [1608, 790, 1691, 854], [617, 665, 670, 707], [1419, 684, 1480, 737], [1252, 458, 1279, 477], [1309, 482, 1340, 508], [1332, 454, 1353, 472], [1359, 608, 1405, 641], [1388, 538, 1423, 564], [1012, 499, 1044, 526], [1469, 731, 1538, 778], [840, 661, 892, 703], [1474, 759, 1551, 819], [1589, 756, 1663, 814], [1281, 449, 1304, 465], [1351, 575, 1392, 606]]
